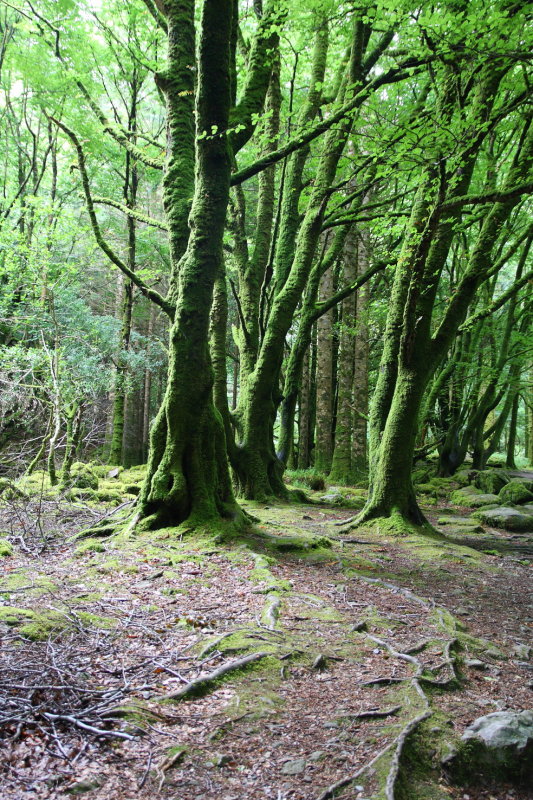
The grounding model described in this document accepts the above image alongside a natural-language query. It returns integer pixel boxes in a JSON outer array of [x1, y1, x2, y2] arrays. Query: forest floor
[[0, 473, 532, 800]]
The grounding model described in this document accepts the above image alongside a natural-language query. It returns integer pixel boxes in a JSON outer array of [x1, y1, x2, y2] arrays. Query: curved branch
[[92, 195, 168, 231], [51, 117, 174, 318], [231, 65, 421, 185]]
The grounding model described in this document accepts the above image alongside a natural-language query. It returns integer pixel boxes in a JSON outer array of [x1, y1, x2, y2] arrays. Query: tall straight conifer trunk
[[138, 0, 240, 529]]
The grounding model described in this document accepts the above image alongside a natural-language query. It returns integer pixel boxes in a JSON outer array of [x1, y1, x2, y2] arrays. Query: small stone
[[281, 758, 306, 775], [312, 654, 328, 670], [456, 607, 469, 615], [465, 658, 487, 670], [511, 643, 531, 660], [214, 753, 231, 767], [66, 778, 103, 794], [484, 647, 507, 660], [308, 750, 325, 762]]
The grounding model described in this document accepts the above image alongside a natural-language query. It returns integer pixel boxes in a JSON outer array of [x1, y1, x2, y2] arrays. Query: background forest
[[0, 0, 531, 533]]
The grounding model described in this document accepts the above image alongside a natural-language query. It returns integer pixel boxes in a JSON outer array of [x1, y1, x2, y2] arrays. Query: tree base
[[345, 505, 444, 539]]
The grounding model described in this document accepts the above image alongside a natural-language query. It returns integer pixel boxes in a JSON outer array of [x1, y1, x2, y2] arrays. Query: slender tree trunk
[[314, 264, 334, 472], [329, 227, 357, 483], [142, 306, 155, 462], [60, 403, 84, 487], [297, 346, 311, 468], [352, 227, 370, 480], [506, 393, 519, 469]]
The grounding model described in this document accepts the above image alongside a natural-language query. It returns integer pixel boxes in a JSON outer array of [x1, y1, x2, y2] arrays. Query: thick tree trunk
[[138, 0, 241, 530], [361, 370, 428, 525]]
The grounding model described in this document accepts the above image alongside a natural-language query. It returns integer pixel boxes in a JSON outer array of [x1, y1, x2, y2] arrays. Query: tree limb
[[50, 117, 174, 318], [92, 195, 168, 231], [230, 65, 421, 185]]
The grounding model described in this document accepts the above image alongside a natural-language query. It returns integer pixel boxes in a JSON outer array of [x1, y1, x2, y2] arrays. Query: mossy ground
[[1, 464, 531, 799]]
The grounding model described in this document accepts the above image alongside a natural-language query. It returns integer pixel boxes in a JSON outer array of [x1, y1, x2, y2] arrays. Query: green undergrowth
[[285, 468, 327, 491]]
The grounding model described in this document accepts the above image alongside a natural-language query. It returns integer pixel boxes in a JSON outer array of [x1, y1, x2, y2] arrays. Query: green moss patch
[[0, 538, 13, 557]]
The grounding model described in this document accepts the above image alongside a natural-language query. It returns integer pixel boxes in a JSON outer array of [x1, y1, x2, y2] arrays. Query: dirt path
[[0, 492, 531, 800]]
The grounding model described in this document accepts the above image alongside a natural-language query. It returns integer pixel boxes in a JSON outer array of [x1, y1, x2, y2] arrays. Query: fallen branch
[[160, 652, 268, 701], [41, 711, 136, 740]]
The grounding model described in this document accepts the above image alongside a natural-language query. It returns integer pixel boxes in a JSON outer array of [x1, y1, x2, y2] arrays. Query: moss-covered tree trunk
[[138, 0, 240, 529], [357, 116, 532, 530], [506, 394, 519, 469], [60, 402, 84, 487]]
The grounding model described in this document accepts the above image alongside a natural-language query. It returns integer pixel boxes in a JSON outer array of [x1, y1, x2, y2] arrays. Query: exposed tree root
[[315, 741, 395, 800], [385, 709, 432, 800], [262, 593, 281, 629], [337, 705, 401, 721], [160, 652, 268, 701]]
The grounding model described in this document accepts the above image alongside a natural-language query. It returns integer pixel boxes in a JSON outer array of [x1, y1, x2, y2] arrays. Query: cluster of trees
[[0, 0, 531, 533]]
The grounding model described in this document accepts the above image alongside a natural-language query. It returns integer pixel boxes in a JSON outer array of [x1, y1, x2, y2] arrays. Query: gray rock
[[214, 753, 231, 767], [281, 758, 306, 775], [320, 493, 344, 504], [467, 493, 501, 507], [463, 710, 533, 751], [447, 710, 533, 784], [464, 658, 487, 670], [474, 507, 533, 532]]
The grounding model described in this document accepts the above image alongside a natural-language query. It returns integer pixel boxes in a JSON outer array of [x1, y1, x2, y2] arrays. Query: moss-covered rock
[[74, 539, 106, 556], [475, 469, 510, 495], [446, 710, 533, 785], [0, 538, 13, 557], [70, 463, 99, 490], [454, 468, 478, 486], [498, 481, 533, 506], [450, 487, 495, 507], [0, 605, 114, 640], [474, 507, 533, 532]]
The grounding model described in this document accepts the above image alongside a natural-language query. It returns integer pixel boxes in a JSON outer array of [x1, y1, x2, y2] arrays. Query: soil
[[0, 482, 532, 800]]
